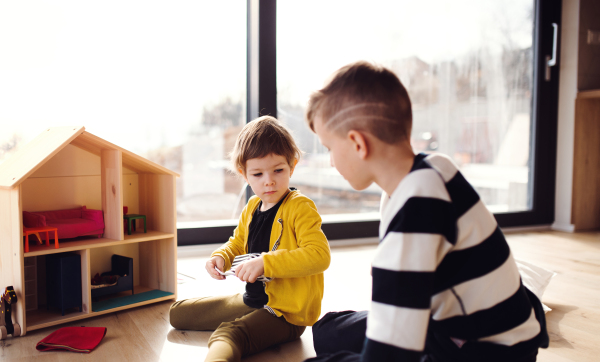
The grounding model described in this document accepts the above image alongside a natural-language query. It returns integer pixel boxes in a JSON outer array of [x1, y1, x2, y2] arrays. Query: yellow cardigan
[[211, 189, 331, 326]]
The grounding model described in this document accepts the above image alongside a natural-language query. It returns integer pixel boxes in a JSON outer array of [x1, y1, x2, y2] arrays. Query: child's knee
[[209, 321, 247, 349], [169, 301, 187, 329], [205, 340, 242, 362]]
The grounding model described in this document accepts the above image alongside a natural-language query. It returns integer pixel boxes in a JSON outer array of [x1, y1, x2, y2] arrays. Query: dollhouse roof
[[0, 126, 179, 189]]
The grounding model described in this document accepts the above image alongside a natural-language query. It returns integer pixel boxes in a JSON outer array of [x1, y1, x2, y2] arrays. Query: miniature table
[[23, 226, 59, 253], [123, 214, 146, 235]]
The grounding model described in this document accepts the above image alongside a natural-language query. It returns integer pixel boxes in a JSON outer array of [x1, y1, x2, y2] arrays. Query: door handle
[[545, 23, 558, 81]]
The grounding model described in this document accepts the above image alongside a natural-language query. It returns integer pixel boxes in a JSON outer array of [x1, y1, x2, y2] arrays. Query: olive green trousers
[[169, 293, 305, 362]]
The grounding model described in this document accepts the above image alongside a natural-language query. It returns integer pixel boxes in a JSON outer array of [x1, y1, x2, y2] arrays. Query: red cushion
[[38, 207, 83, 221], [23, 211, 46, 227], [47, 219, 96, 239], [82, 208, 103, 223]]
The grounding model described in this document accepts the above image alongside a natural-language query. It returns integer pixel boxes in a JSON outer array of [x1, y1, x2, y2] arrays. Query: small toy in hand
[[215, 254, 273, 282], [0, 286, 21, 340]]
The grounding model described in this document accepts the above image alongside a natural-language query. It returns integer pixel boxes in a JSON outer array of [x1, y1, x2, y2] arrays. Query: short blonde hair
[[306, 61, 412, 144], [230, 116, 302, 175]]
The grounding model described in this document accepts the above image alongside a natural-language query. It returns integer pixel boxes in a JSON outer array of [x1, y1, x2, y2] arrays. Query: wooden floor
[[1, 230, 599, 362]]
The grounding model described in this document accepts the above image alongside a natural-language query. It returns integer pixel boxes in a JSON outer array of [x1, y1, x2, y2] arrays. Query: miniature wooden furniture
[[0, 126, 179, 337], [91, 255, 134, 299], [23, 207, 104, 240], [46, 253, 82, 316], [123, 214, 147, 235], [23, 226, 59, 253]]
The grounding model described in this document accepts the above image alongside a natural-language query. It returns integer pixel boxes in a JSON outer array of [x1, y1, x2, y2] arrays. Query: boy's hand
[[235, 256, 264, 283], [206, 256, 226, 280]]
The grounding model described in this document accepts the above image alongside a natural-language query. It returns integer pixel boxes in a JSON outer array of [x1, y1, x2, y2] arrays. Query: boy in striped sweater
[[304, 61, 548, 362]]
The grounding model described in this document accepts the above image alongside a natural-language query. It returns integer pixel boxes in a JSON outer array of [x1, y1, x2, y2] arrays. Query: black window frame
[[178, 0, 561, 246]]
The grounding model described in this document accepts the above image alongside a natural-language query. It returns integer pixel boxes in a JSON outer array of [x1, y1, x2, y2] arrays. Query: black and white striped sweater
[[363, 153, 547, 361]]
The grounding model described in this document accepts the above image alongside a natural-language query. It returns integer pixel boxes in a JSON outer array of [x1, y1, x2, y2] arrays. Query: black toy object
[[91, 255, 134, 300], [1, 286, 21, 339]]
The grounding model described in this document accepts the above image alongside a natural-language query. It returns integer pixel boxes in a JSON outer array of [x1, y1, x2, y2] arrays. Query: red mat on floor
[[36, 326, 107, 353]]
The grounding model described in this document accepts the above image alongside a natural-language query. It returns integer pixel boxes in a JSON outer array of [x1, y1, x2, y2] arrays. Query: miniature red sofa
[[23, 206, 105, 240]]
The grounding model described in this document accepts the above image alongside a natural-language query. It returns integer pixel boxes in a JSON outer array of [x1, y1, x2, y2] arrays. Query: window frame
[[177, 0, 562, 246]]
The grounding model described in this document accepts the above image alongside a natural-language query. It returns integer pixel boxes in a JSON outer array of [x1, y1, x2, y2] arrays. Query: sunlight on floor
[[160, 329, 211, 361], [165, 242, 378, 361]]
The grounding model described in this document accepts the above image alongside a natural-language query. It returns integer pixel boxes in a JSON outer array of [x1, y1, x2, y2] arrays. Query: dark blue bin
[[46, 252, 82, 316]]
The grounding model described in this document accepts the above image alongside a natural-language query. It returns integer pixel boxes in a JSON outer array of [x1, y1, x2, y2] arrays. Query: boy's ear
[[289, 159, 298, 177], [347, 130, 369, 160], [238, 168, 248, 182]]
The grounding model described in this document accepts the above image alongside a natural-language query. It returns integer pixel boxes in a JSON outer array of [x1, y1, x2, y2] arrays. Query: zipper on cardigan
[[272, 218, 283, 251], [262, 218, 283, 287]]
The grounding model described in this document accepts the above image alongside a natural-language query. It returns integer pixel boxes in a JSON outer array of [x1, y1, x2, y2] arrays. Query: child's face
[[313, 115, 372, 191], [242, 153, 294, 208]]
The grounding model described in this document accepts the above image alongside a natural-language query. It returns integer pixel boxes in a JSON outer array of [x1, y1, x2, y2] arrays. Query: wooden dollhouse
[[0, 126, 178, 336]]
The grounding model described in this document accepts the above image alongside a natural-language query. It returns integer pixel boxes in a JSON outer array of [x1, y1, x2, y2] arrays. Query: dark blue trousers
[[306, 307, 542, 362]]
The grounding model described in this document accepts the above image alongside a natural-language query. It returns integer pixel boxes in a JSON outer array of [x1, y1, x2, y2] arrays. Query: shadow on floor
[[544, 303, 578, 349]]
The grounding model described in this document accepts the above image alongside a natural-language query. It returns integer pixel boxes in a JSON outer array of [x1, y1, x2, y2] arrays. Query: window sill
[[176, 212, 381, 246]]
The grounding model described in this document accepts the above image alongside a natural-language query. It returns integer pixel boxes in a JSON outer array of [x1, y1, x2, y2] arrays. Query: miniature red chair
[[23, 226, 59, 253]]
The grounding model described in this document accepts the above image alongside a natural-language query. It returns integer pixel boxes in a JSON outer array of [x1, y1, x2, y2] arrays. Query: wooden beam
[[78, 249, 91, 314], [101, 150, 124, 240], [577, 89, 600, 99], [0, 187, 26, 335], [572, 95, 600, 230]]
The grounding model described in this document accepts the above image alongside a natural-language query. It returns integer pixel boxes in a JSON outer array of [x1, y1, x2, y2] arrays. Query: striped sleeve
[[363, 168, 453, 362]]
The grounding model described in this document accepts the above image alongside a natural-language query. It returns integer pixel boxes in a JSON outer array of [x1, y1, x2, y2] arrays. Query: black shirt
[[242, 194, 286, 308]]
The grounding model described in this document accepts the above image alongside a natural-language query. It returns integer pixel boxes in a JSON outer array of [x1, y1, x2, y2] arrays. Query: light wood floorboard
[[0, 230, 598, 361]]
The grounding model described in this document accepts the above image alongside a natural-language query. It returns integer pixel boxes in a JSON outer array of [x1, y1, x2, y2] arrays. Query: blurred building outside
[[0, 48, 531, 223], [143, 49, 532, 222]]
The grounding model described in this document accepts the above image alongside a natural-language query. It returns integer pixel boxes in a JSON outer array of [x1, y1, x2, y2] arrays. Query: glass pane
[[0, 1, 246, 223], [278, 0, 534, 215]]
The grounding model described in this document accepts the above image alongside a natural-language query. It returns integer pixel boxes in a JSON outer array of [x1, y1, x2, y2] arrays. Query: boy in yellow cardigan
[[169, 116, 331, 362]]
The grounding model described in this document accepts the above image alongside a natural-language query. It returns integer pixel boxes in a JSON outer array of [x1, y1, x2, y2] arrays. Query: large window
[[0, 1, 247, 223], [0, 1, 561, 245], [278, 0, 536, 216]]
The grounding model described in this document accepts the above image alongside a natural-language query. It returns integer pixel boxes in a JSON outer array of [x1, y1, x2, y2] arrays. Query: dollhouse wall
[[21, 144, 102, 211], [123, 168, 140, 215], [20, 144, 143, 220]]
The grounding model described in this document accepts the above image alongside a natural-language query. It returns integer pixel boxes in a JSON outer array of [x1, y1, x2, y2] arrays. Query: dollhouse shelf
[[24, 230, 176, 257], [26, 286, 174, 331], [0, 126, 179, 336]]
